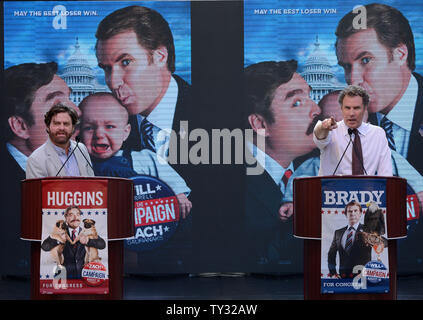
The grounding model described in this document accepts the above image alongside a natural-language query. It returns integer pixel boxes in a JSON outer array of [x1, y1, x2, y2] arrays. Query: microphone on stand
[[56, 137, 80, 176], [332, 129, 353, 175], [55, 136, 94, 176], [74, 136, 94, 171]]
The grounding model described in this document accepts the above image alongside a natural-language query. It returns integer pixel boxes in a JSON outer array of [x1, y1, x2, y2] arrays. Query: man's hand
[[322, 116, 338, 130], [315, 116, 338, 140], [279, 202, 293, 221], [176, 193, 192, 219]]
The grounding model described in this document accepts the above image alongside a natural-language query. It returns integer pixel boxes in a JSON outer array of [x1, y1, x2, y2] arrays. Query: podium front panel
[[21, 177, 134, 241], [293, 176, 407, 239]]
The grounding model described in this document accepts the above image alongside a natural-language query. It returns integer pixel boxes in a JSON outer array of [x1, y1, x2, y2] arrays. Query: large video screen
[[2, 1, 422, 277]]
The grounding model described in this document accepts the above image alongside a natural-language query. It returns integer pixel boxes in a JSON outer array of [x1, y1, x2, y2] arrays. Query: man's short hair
[[64, 205, 81, 216], [3, 62, 58, 141], [95, 5, 176, 73], [44, 103, 79, 127], [244, 60, 298, 127], [344, 201, 362, 215], [335, 3, 415, 71], [338, 85, 370, 108]]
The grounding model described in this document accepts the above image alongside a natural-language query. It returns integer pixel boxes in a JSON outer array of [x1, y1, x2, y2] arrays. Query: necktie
[[351, 128, 364, 175], [380, 116, 396, 151], [139, 118, 156, 152], [345, 226, 355, 253], [282, 169, 293, 188]]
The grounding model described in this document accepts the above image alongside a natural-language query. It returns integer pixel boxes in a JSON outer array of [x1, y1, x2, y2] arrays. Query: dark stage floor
[[1, 273, 422, 300]]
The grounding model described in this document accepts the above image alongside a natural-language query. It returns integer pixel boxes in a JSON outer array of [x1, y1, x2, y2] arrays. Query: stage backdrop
[[2, 1, 422, 276], [244, 0, 423, 274]]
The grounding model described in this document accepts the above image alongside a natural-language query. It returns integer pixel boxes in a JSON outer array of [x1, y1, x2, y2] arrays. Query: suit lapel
[[408, 72, 423, 174], [45, 139, 65, 177], [246, 162, 282, 213]]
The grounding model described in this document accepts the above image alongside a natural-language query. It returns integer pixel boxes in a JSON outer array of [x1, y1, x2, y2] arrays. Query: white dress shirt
[[136, 76, 178, 159], [52, 143, 80, 176], [313, 120, 392, 176], [7, 142, 27, 171]]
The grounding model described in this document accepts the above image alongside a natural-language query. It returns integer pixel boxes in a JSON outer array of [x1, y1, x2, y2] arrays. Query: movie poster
[[244, 0, 423, 273], [3, 1, 192, 274], [320, 178, 389, 294], [40, 179, 109, 295], [2, 0, 423, 278]]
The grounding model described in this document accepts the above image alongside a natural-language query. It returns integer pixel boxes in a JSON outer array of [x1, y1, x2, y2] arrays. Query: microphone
[[55, 136, 94, 176], [332, 129, 353, 175], [75, 136, 94, 171], [349, 129, 368, 175], [56, 137, 81, 176]]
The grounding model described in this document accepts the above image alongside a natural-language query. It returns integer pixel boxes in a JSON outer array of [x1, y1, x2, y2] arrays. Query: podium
[[21, 177, 134, 300], [293, 176, 407, 300]]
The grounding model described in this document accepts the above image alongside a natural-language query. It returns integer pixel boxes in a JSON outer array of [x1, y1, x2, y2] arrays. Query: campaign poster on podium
[[320, 178, 390, 294], [39, 180, 109, 295]]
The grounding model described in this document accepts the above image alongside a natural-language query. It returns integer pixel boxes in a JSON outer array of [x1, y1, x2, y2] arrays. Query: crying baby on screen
[[78, 92, 192, 218]]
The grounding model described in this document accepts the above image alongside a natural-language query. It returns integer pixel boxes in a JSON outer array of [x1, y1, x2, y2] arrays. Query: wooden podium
[[21, 177, 134, 300], [293, 176, 407, 300]]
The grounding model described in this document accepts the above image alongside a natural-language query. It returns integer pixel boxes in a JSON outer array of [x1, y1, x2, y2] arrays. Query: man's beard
[[49, 131, 72, 145]]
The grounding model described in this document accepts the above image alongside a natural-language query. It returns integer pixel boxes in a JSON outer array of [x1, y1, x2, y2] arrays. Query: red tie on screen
[[282, 169, 293, 187], [351, 129, 364, 175], [71, 229, 76, 241]]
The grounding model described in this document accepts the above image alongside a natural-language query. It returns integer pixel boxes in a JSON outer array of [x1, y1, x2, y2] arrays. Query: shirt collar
[[51, 139, 73, 156], [6, 142, 27, 171], [348, 222, 361, 231], [247, 141, 293, 186], [379, 73, 418, 131], [340, 120, 369, 136], [143, 76, 178, 131]]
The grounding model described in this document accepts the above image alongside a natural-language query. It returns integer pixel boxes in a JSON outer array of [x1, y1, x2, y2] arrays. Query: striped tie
[[139, 118, 156, 152], [380, 116, 396, 151], [345, 226, 354, 253]]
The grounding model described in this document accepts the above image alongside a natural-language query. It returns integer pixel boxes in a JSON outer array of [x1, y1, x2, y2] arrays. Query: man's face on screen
[[336, 28, 408, 114], [96, 31, 169, 117], [28, 75, 79, 152], [266, 73, 320, 158]]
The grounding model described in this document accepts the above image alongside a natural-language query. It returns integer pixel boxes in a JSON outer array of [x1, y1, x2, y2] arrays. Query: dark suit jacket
[[123, 74, 194, 187], [42, 227, 106, 279], [122, 74, 195, 272], [407, 72, 423, 175], [327, 223, 371, 277], [244, 151, 317, 269], [0, 144, 30, 276], [368, 72, 423, 175], [245, 164, 283, 265], [62, 227, 106, 279]]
